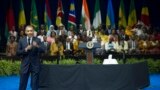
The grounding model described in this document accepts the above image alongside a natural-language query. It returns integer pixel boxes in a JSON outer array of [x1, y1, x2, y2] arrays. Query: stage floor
[[0, 74, 159, 90]]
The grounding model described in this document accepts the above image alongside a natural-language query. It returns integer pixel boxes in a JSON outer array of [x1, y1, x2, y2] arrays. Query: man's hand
[[32, 41, 39, 48], [25, 45, 32, 52]]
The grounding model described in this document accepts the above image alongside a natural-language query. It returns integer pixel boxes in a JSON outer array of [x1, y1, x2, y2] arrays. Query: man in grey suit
[[128, 36, 138, 54], [17, 25, 45, 90]]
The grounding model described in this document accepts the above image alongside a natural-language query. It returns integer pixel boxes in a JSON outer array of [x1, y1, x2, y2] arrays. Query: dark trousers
[[19, 65, 39, 90]]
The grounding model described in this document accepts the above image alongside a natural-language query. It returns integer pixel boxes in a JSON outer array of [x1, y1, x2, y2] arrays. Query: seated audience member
[[47, 31, 56, 44], [34, 30, 37, 37], [63, 37, 73, 56], [6, 36, 18, 56], [68, 31, 77, 43], [38, 24, 47, 36], [105, 37, 116, 54], [50, 37, 64, 56], [120, 37, 129, 53], [59, 30, 68, 43], [95, 37, 106, 55], [67, 25, 75, 36], [86, 30, 93, 40], [119, 28, 129, 41], [73, 35, 84, 55], [108, 28, 118, 42], [37, 29, 46, 42], [78, 24, 84, 35], [17, 30, 25, 41], [138, 36, 150, 54], [47, 25, 57, 37], [106, 25, 112, 35], [92, 31, 98, 43], [149, 35, 160, 54], [81, 31, 89, 42], [42, 36, 50, 55], [100, 31, 109, 47], [57, 24, 67, 36], [113, 36, 122, 53], [9, 26, 18, 40], [128, 36, 139, 54]]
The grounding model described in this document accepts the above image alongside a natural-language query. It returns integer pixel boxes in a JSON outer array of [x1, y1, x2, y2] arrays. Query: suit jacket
[[43, 41, 50, 55], [128, 40, 138, 49], [17, 36, 45, 73], [59, 35, 67, 43], [63, 42, 73, 51]]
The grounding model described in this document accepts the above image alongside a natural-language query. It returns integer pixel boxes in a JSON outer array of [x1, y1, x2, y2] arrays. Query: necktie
[[28, 38, 31, 45]]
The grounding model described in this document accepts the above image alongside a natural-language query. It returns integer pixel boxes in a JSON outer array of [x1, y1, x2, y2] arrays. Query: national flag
[[81, 0, 91, 30], [18, 0, 26, 27], [44, 0, 52, 31], [30, 0, 39, 31], [128, 0, 137, 27], [5, 23, 9, 39], [118, 0, 127, 28], [68, 0, 76, 29], [92, 0, 101, 29], [56, 0, 64, 27], [141, 5, 150, 26], [106, 0, 115, 28], [6, 2, 15, 31]]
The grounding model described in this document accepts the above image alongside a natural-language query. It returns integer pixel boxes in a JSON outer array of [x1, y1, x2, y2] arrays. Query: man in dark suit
[[63, 37, 73, 56], [17, 25, 45, 90]]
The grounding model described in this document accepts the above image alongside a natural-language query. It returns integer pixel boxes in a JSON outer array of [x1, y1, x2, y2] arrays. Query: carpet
[[0, 74, 159, 90]]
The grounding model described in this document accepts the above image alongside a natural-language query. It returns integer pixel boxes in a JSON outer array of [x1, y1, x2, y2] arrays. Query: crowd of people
[[6, 22, 160, 57]]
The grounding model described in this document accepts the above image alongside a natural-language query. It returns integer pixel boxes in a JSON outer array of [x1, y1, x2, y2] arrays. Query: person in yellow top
[[50, 37, 64, 56], [73, 35, 84, 55], [100, 31, 109, 47]]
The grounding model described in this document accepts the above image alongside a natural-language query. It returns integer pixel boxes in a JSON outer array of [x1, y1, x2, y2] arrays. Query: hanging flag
[[106, 0, 115, 28], [18, 0, 26, 28], [92, 0, 101, 29], [6, 1, 15, 31], [5, 23, 9, 39], [30, 0, 39, 31], [56, 0, 64, 27], [44, 0, 52, 31], [128, 0, 137, 27], [141, 5, 150, 26], [118, 0, 127, 28], [81, 0, 91, 30], [68, 0, 76, 29]]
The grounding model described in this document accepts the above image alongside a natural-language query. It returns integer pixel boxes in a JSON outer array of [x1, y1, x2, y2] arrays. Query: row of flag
[[5, 0, 150, 37]]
